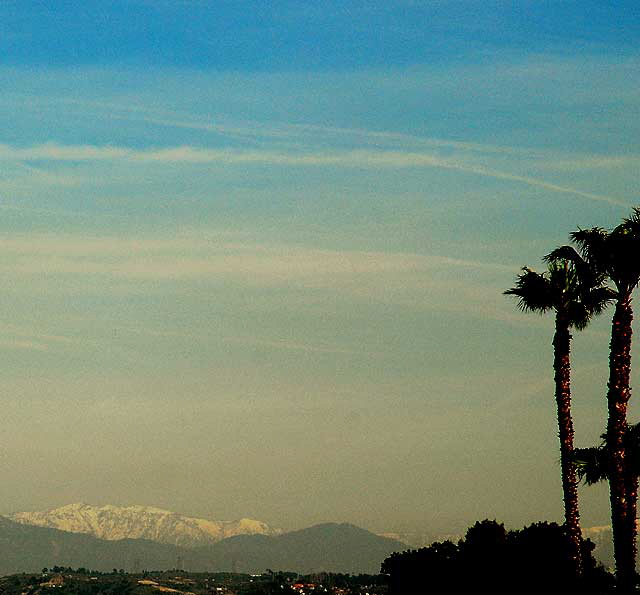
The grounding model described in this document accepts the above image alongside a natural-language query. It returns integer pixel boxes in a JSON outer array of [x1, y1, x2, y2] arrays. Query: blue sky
[[2, 1, 637, 69], [0, 1, 639, 537]]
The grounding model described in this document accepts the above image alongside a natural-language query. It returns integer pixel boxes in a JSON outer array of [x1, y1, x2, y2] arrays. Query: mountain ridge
[[9, 503, 277, 548]]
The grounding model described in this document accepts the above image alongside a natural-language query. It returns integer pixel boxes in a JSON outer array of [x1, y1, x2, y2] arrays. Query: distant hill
[[0, 516, 182, 576], [0, 517, 403, 575], [9, 503, 276, 547], [194, 522, 405, 574]]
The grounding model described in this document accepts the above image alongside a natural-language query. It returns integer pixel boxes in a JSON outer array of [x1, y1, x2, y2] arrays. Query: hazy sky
[[1, 1, 639, 537]]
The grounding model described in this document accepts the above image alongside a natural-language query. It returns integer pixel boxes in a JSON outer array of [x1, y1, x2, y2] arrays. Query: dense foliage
[[381, 520, 614, 595]]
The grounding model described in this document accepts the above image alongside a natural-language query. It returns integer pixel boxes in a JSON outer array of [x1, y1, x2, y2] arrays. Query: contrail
[[0, 142, 630, 208]]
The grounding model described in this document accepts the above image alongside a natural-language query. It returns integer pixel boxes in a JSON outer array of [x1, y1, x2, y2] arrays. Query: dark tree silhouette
[[382, 519, 611, 595]]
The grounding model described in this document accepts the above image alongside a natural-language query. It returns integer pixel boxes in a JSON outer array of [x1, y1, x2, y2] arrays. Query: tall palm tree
[[505, 258, 613, 577], [548, 207, 640, 590]]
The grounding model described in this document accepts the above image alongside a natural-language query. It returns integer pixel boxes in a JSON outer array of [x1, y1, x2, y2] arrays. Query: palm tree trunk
[[626, 474, 639, 570], [606, 297, 635, 591], [553, 314, 583, 577]]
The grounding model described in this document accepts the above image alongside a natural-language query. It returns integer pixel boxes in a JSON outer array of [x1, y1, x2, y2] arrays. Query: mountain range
[[0, 505, 404, 575], [2, 504, 617, 574], [10, 503, 276, 547]]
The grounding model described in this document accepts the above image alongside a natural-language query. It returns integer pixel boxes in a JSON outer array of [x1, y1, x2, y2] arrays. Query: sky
[[0, 0, 639, 538]]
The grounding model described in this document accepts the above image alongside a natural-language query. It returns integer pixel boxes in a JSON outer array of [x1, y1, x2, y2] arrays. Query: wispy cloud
[[0, 160, 81, 189], [223, 336, 372, 356], [0, 142, 628, 206], [111, 111, 552, 157], [0, 232, 535, 328], [0, 233, 513, 280], [538, 156, 640, 171], [0, 339, 49, 352], [0, 321, 80, 352]]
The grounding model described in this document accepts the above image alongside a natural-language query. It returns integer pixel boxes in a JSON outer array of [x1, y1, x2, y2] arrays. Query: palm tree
[[548, 207, 640, 590], [505, 258, 614, 577]]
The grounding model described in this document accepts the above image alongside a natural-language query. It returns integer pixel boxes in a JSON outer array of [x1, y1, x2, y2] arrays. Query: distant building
[[40, 574, 64, 588]]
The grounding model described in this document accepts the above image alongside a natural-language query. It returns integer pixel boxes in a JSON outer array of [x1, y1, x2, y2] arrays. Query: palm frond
[[504, 267, 553, 313], [566, 302, 591, 331], [573, 422, 640, 485], [567, 228, 611, 280], [569, 227, 608, 257], [573, 446, 608, 485], [544, 245, 583, 267], [583, 286, 618, 315], [545, 245, 607, 290], [608, 213, 640, 292], [623, 206, 640, 227]]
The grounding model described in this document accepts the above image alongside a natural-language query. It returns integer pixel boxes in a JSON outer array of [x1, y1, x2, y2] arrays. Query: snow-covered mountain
[[9, 503, 278, 548]]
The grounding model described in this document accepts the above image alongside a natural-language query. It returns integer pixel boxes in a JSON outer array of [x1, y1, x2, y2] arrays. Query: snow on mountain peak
[[9, 504, 278, 547]]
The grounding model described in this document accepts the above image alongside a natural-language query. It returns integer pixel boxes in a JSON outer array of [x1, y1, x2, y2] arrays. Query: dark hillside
[[0, 517, 403, 575], [195, 523, 404, 574]]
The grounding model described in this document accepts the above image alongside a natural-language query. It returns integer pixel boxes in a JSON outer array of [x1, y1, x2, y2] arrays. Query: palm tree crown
[[504, 260, 613, 329], [549, 207, 640, 301]]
